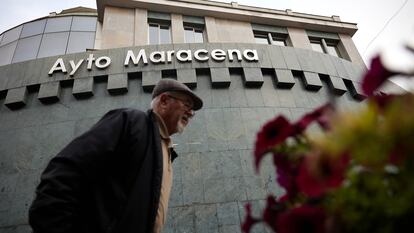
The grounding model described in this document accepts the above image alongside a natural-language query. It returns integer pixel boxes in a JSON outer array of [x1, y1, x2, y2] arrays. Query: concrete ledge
[[177, 69, 197, 89], [302, 72, 322, 91], [73, 77, 94, 99], [274, 69, 295, 89], [142, 70, 161, 92], [330, 76, 347, 95], [107, 73, 128, 95], [344, 79, 365, 100], [4, 86, 27, 109], [242, 68, 263, 87], [38, 82, 61, 103], [210, 68, 231, 88]]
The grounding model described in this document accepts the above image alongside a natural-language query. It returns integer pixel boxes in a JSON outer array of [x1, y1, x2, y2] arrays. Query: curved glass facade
[[0, 16, 97, 66]]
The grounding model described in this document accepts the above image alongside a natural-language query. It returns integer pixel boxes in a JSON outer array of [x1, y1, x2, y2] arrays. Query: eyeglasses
[[167, 95, 195, 114]]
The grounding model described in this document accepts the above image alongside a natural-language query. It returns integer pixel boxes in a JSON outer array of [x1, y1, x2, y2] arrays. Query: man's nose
[[186, 109, 195, 118]]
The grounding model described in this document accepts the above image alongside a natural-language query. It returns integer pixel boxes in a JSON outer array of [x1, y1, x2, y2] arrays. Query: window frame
[[309, 37, 342, 58], [148, 21, 171, 45], [183, 23, 205, 43], [253, 30, 287, 46]]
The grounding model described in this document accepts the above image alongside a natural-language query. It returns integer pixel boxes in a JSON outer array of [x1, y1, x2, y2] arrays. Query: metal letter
[[150, 51, 166, 63], [177, 50, 192, 62], [69, 59, 85, 76], [167, 50, 175, 63], [48, 58, 67, 75], [243, 49, 259, 61], [124, 49, 148, 66], [211, 49, 226, 61], [86, 53, 95, 70], [95, 56, 111, 69], [194, 49, 209, 61], [227, 49, 242, 61]]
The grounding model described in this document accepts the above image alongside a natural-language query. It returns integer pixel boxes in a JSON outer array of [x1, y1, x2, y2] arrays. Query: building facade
[[0, 0, 398, 232]]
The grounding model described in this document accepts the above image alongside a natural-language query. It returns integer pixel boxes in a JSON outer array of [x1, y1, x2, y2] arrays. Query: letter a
[[48, 58, 67, 75]]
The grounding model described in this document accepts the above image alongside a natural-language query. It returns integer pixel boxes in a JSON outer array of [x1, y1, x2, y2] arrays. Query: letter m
[[124, 49, 148, 66]]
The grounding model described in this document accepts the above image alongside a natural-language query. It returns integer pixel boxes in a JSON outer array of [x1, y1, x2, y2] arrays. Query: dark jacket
[[29, 108, 177, 233]]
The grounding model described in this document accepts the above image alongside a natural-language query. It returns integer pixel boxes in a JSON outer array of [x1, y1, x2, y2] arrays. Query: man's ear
[[159, 93, 169, 107]]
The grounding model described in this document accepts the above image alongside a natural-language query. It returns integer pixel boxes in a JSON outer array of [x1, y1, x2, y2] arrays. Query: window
[[254, 33, 269, 44], [253, 31, 287, 46], [325, 40, 341, 57], [20, 19, 46, 38], [184, 26, 204, 43], [0, 26, 22, 46], [307, 31, 342, 58], [44, 17, 72, 33], [0, 41, 17, 66], [12, 35, 42, 63], [37, 32, 69, 58], [310, 39, 324, 53], [66, 31, 95, 54], [71, 17, 97, 32], [309, 37, 341, 58], [148, 23, 171, 45], [271, 35, 287, 46]]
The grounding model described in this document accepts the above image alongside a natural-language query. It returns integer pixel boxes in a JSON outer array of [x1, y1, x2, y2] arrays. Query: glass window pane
[[149, 24, 159, 45], [255, 36, 269, 44], [44, 17, 72, 33], [0, 41, 17, 66], [66, 32, 95, 54], [71, 17, 97, 32], [37, 32, 69, 58], [272, 38, 286, 46], [0, 26, 22, 46], [20, 19, 46, 38], [310, 41, 324, 53], [194, 30, 204, 43], [326, 45, 340, 57], [159, 26, 171, 44], [184, 28, 194, 43], [12, 35, 42, 63]]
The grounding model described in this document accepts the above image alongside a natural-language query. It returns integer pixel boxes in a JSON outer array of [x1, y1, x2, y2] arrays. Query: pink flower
[[273, 153, 302, 196], [371, 93, 397, 110], [263, 195, 286, 232], [254, 116, 294, 170], [241, 203, 260, 233], [296, 152, 350, 197], [362, 55, 397, 96], [276, 205, 326, 233], [294, 103, 334, 133]]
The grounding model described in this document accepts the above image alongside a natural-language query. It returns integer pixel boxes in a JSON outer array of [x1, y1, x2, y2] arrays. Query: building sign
[[48, 48, 259, 76]]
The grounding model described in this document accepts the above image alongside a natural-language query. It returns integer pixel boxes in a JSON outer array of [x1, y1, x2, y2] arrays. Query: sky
[[0, 0, 413, 89]]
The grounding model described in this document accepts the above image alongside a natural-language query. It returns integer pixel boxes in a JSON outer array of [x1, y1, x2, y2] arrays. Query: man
[[29, 78, 203, 233]]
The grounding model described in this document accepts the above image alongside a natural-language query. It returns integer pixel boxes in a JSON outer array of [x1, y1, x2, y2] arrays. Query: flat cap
[[152, 78, 203, 110]]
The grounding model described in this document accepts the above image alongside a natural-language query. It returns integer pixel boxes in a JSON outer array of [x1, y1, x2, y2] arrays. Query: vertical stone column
[[101, 6, 135, 49], [134, 8, 148, 46], [171, 14, 185, 43], [287, 27, 312, 50], [338, 33, 366, 68], [205, 16, 219, 42], [94, 21, 103, 50]]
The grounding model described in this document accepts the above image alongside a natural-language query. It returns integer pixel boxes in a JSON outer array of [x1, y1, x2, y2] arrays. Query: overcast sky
[[1, 0, 413, 88]]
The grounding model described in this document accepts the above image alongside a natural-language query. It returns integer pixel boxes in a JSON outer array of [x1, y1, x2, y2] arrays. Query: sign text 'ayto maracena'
[[48, 48, 259, 76]]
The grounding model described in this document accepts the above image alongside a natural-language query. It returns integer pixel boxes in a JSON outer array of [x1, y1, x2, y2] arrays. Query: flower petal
[[362, 55, 397, 96], [294, 103, 334, 133], [241, 203, 260, 233], [254, 116, 294, 171]]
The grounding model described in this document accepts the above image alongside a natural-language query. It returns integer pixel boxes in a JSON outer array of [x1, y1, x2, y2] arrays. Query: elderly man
[[29, 78, 203, 233]]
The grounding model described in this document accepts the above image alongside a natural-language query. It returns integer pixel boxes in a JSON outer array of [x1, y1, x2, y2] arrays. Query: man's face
[[162, 92, 195, 135]]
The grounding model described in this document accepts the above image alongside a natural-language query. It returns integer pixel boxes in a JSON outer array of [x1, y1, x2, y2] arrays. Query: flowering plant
[[242, 40, 414, 233]]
